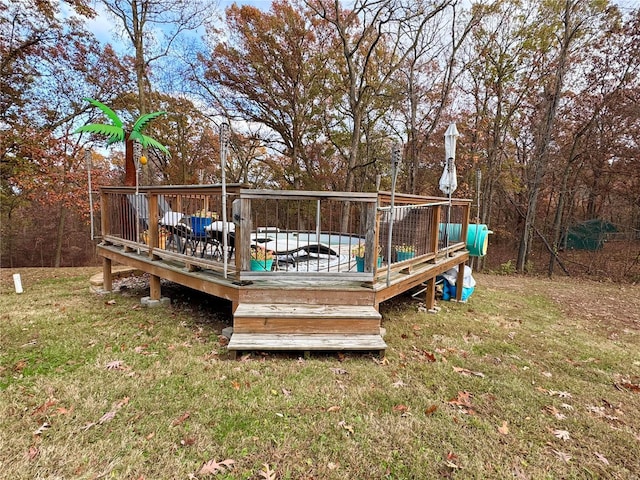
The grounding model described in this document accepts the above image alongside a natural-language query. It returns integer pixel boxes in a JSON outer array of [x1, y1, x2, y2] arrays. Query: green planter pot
[[356, 256, 382, 272], [396, 251, 415, 262], [250, 258, 274, 271]]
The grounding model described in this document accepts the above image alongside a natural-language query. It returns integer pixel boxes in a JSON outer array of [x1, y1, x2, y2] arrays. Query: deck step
[[233, 303, 382, 335], [227, 333, 387, 355]]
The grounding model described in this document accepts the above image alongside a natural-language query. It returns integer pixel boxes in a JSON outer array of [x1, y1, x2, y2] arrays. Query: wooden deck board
[[233, 303, 381, 334], [227, 333, 387, 351], [233, 318, 381, 335], [234, 303, 381, 319]]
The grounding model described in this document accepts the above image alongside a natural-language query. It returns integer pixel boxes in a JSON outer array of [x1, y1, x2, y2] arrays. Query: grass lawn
[[1, 267, 639, 479]]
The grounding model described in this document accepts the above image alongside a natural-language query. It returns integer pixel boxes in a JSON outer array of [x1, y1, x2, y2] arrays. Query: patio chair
[[182, 216, 214, 257], [205, 222, 236, 261], [159, 211, 189, 253]]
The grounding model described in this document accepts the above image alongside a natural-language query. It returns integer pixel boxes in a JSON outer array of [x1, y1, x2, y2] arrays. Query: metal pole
[[220, 123, 230, 278], [133, 141, 142, 253], [386, 142, 402, 287], [446, 157, 452, 256], [472, 168, 481, 269], [316, 199, 321, 243]]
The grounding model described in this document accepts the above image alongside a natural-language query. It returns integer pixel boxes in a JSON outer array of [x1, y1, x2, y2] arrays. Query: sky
[[86, 0, 272, 46]]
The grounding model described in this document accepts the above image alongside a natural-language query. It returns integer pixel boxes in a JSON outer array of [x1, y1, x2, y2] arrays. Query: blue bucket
[[190, 216, 212, 236]]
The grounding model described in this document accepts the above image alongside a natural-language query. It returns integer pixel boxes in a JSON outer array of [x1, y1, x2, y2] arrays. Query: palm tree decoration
[[75, 98, 170, 186]]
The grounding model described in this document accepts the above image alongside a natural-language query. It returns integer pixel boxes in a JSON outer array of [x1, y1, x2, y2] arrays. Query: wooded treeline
[[1, 0, 639, 281]]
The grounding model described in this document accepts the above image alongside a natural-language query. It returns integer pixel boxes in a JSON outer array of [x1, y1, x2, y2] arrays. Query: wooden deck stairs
[[227, 303, 386, 358]]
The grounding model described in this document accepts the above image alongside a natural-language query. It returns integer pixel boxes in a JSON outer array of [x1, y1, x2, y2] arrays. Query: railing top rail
[[100, 184, 246, 195], [240, 189, 378, 202], [377, 201, 449, 211], [378, 190, 472, 205]]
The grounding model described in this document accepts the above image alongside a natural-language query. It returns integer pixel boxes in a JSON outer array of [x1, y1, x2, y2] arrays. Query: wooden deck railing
[[236, 189, 378, 281], [375, 192, 471, 281], [99, 185, 470, 283], [100, 184, 243, 275]]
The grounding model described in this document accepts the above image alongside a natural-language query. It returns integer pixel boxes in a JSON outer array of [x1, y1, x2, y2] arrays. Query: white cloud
[[84, 3, 122, 49]]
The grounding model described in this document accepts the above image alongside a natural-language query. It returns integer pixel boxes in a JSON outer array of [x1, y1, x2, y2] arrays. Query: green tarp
[[564, 219, 617, 251]]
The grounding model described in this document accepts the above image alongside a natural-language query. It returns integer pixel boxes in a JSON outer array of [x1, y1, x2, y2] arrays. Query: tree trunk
[[54, 203, 67, 268], [517, 1, 577, 272], [340, 104, 364, 232], [124, 135, 136, 186]]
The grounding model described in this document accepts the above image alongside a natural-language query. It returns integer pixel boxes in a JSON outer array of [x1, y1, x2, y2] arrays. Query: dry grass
[[1, 268, 639, 479]]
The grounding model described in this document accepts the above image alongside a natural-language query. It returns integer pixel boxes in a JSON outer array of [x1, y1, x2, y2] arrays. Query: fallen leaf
[[330, 367, 348, 375], [498, 421, 509, 435], [423, 351, 437, 362], [259, 463, 276, 480], [80, 422, 96, 431], [33, 423, 51, 435], [617, 382, 640, 393], [446, 451, 458, 461], [25, 446, 39, 460], [13, 359, 28, 371], [594, 452, 610, 465], [114, 397, 129, 409], [553, 429, 570, 441], [544, 405, 566, 420], [180, 437, 196, 446], [425, 405, 438, 416], [453, 366, 485, 378], [281, 388, 291, 397], [548, 390, 572, 398], [106, 360, 124, 370], [55, 406, 73, 416], [326, 405, 341, 412], [448, 391, 472, 407], [393, 404, 409, 413], [32, 399, 57, 416], [172, 411, 190, 426], [392, 379, 406, 388], [337, 420, 354, 435], [448, 391, 475, 415], [552, 449, 572, 463], [145, 432, 155, 440], [99, 410, 117, 424], [105, 299, 116, 305], [231, 380, 241, 390], [198, 458, 235, 476]]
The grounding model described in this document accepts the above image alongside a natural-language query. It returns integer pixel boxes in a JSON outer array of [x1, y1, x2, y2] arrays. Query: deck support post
[[150, 274, 161, 300], [102, 257, 113, 292], [425, 277, 436, 310], [456, 261, 465, 301]]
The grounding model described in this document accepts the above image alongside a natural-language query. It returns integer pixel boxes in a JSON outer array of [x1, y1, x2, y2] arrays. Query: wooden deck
[[97, 186, 471, 356]]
